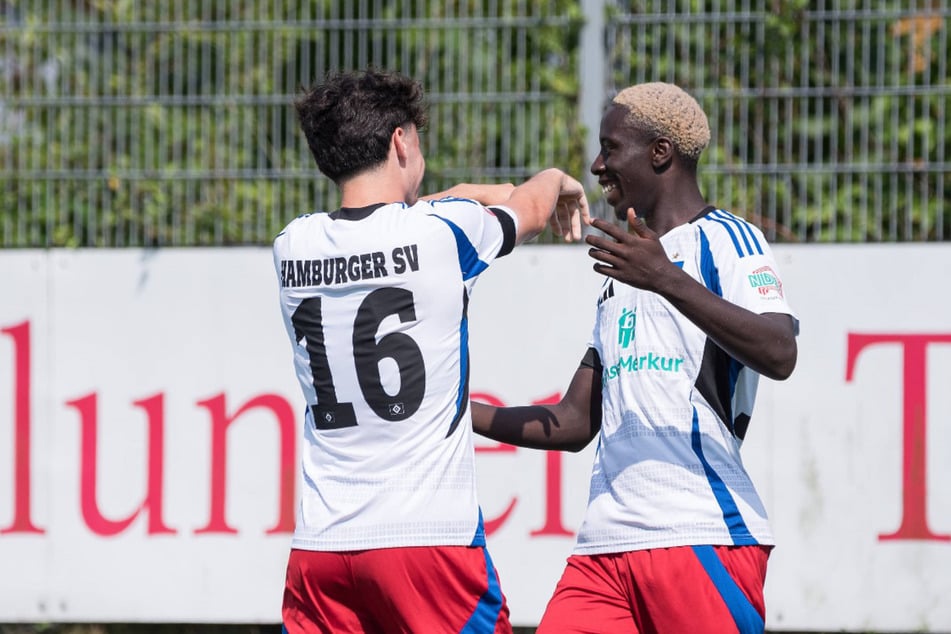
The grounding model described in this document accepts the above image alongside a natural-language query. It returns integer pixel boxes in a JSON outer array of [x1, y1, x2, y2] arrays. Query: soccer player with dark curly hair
[[472, 82, 799, 634], [274, 68, 588, 634]]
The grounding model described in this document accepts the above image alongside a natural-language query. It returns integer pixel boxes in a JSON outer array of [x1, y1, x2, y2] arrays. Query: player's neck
[[339, 164, 413, 208], [649, 179, 706, 236]]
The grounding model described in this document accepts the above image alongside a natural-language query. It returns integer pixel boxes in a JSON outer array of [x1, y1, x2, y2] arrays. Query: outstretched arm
[[425, 170, 591, 243], [471, 361, 602, 452], [502, 168, 590, 244], [421, 183, 516, 205], [586, 209, 797, 380]]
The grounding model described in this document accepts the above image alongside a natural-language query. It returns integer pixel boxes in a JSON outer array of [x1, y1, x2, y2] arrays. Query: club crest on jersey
[[387, 402, 405, 416], [748, 265, 784, 299], [617, 307, 636, 348]]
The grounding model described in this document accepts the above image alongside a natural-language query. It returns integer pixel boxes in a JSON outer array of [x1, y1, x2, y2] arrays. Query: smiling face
[[590, 104, 660, 221]]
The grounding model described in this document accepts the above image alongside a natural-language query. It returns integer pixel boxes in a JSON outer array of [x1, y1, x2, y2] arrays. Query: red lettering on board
[[472, 392, 519, 535], [846, 333, 951, 542], [472, 391, 574, 538], [528, 392, 573, 537], [67, 392, 175, 536], [2, 318, 572, 541], [194, 393, 297, 535], [0, 321, 44, 534]]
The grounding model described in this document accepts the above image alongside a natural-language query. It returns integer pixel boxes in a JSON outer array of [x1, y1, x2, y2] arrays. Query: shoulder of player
[[694, 207, 769, 258], [274, 211, 317, 236], [415, 197, 508, 228], [417, 196, 488, 212]]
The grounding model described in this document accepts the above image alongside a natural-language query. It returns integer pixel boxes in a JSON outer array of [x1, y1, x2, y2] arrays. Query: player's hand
[[585, 208, 675, 291], [549, 174, 590, 242]]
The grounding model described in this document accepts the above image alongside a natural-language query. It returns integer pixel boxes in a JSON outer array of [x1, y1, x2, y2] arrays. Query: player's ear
[[392, 126, 409, 165], [651, 137, 674, 169]]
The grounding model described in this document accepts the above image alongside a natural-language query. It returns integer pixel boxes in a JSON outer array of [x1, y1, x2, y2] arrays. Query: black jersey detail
[[446, 366, 471, 438], [733, 413, 751, 441], [694, 338, 737, 438], [445, 289, 471, 438], [579, 348, 604, 432], [580, 347, 602, 372], [330, 203, 388, 221], [487, 206, 517, 257], [688, 205, 717, 225]]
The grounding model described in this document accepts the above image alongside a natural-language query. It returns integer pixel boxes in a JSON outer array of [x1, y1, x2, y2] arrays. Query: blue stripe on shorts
[[459, 547, 504, 634], [691, 545, 765, 634]]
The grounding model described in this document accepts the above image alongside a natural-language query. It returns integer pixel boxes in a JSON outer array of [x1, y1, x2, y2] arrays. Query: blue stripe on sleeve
[[711, 209, 755, 256], [698, 229, 723, 297], [712, 209, 763, 255], [704, 216, 744, 257], [432, 215, 489, 280]]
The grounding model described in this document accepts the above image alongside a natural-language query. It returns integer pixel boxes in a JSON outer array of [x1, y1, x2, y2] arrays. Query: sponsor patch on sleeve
[[747, 265, 784, 299]]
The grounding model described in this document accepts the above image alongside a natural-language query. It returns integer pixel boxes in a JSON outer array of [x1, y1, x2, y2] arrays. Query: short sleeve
[[698, 211, 797, 327], [422, 197, 518, 279]]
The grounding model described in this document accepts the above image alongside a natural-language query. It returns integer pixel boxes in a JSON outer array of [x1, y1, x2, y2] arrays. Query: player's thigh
[[282, 549, 371, 634], [536, 554, 637, 634], [630, 545, 770, 634], [355, 545, 512, 634]]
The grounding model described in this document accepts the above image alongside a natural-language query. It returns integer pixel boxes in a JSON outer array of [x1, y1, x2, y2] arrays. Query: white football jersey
[[273, 198, 517, 551], [576, 207, 798, 555]]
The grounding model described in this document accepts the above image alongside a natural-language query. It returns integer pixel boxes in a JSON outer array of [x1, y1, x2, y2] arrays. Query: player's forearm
[[471, 401, 595, 452], [504, 168, 572, 243], [656, 269, 797, 380], [421, 183, 515, 205]]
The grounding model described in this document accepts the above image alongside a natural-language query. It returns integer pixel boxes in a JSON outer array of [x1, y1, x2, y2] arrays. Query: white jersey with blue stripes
[[273, 197, 517, 551], [576, 206, 798, 555]]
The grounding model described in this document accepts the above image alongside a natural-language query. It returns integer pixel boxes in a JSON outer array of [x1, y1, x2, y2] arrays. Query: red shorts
[[282, 546, 512, 634], [537, 545, 771, 634]]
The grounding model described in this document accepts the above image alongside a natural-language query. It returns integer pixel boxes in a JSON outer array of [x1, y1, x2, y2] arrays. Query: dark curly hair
[[294, 69, 429, 183]]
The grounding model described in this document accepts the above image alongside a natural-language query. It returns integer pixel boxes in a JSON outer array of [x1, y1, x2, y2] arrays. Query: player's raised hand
[[585, 207, 674, 292], [548, 173, 591, 242]]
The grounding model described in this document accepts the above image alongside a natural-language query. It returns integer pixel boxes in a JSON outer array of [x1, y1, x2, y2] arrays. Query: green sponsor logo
[[617, 308, 636, 348], [602, 352, 685, 381], [748, 265, 784, 298]]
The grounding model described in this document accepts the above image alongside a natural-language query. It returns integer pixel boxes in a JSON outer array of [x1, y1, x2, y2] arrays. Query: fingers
[[543, 173, 594, 243], [552, 194, 588, 242], [548, 204, 565, 240], [580, 195, 592, 226], [558, 201, 572, 240], [588, 216, 628, 241], [569, 199, 584, 240], [587, 245, 622, 268], [566, 195, 587, 241], [559, 202, 577, 242], [627, 208, 651, 237]]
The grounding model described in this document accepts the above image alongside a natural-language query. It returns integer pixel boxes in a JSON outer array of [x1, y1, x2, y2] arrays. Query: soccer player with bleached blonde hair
[[473, 82, 799, 633]]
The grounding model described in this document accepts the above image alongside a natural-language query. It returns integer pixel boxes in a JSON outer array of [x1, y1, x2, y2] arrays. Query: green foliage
[[0, 0, 584, 246], [1, 0, 948, 245], [608, 0, 950, 241]]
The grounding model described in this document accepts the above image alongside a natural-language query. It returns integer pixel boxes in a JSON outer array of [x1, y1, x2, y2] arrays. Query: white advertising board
[[1, 245, 950, 631]]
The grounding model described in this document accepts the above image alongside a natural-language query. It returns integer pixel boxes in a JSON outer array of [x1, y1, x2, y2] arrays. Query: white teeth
[[602, 184, 617, 194]]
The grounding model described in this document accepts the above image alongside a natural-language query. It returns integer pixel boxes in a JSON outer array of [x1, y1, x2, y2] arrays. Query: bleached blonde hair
[[611, 82, 710, 161]]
